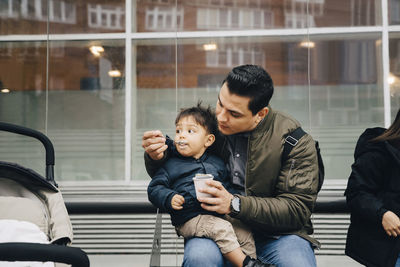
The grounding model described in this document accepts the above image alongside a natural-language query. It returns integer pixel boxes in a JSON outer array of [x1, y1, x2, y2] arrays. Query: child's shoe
[[243, 255, 275, 267]]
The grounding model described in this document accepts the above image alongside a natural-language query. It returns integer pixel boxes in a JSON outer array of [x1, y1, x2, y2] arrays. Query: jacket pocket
[[285, 159, 296, 191]]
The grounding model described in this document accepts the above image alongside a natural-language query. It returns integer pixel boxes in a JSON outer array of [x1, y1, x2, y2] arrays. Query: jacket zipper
[[244, 136, 251, 196], [286, 159, 296, 190]]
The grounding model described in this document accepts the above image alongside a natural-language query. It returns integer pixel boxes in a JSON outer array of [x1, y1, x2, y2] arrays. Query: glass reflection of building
[[0, 0, 399, 184]]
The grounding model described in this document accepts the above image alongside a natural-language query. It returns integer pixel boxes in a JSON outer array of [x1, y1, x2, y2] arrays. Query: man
[[142, 64, 320, 266]]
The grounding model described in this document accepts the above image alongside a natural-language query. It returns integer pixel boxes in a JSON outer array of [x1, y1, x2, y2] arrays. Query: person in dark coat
[[345, 109, 400, 267], [147, 103, 272, 267]]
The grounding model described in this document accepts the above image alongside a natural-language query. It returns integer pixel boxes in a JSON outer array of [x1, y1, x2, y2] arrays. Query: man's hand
[[198, 180, 233, 215], [142, 130, 168, 160], [382, 211, 400, 237], [171, 194, 185, 210]]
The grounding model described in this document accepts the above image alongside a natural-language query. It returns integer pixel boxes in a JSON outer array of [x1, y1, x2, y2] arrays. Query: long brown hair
[[372, 109, 400, 147]]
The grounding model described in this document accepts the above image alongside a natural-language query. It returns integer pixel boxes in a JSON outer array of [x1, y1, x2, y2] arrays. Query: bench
[[63, 184, 350, 266]]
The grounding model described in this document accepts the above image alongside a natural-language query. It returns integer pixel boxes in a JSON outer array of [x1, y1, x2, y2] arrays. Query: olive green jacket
[[145, 107, 320, 247], [217, 108, 319, 247]]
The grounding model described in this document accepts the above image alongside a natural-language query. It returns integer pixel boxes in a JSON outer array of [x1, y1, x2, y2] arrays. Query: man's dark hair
[[223, 64, 274, 115], [175, 102, 218, 136]]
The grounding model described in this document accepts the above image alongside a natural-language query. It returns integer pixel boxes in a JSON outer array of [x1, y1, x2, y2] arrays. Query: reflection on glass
[[133, 35, 382, 180], [0, 41, 47, 126], [389, 0, 400, 25], [135, 0, 380, 32], [174, 37, 280, 118], [175, 35, 379, 181], [46, 40, 125, 181], [134, 39, 177, 179], [0, 41, 47, 174], [0, 0, 125, 35], [0, 40, 125, 181], [309, 34, 382, 181], [390, 35, 400, 119]]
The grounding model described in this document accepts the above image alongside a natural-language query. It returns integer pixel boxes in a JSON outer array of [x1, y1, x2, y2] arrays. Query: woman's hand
[[382, 211, 400, 237], [171, 194, 185, 210]]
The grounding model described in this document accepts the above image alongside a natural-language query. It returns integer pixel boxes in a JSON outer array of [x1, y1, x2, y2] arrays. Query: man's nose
[[217, 109, 227, 122]]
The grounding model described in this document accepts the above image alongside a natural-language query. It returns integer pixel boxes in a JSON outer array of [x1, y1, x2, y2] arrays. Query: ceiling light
[[203, 43, 218, 51], [388, 73, 397, 85], [89, 45, 104, 57], [108, 70, 121, 77], [299, 41, 315, 48]]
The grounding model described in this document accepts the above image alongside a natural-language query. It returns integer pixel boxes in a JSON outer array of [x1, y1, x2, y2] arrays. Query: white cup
[[193, 173, 214, 199]]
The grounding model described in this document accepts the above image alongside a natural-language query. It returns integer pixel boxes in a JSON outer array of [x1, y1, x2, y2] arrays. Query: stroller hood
[[0, 161, 73, 244], [0, 161, 58, 192]]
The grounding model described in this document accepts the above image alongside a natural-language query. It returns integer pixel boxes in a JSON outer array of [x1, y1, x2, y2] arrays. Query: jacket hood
[[354, 127, 386, 159]]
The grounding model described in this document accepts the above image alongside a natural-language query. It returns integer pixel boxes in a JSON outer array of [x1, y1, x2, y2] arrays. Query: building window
[[87, 4, 124, 30], [0, 0, 18, 18], [145, 6, 184, 31], [284, 0, 323, 28], [351, 0, 375, 26], [197, 7, 274, 29], [49, 0, 76, 24], [0, 0, 76, 23], [391, 0, 400, 24], [206, 44, 264, 68]]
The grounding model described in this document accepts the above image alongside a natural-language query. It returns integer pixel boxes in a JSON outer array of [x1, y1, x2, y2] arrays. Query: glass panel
[[51, 0, 125, 34], [0, 0, 48, 35], [49, 39, 125, 181], [136, 0, 181, 32], [134, 0, 380, 32], [390, 33, 400, 118], [134, 38, 177, 179], [309, 33, 383, 180], [175, 36, 308, 112], [169, 34, 382, 181], [0, 0, 125, 35], [0, 41, 47, 174], [389, 0, 400, 25]]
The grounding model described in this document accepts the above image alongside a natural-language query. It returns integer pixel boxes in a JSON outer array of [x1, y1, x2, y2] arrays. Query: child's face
[[174, 116, 215, 159]]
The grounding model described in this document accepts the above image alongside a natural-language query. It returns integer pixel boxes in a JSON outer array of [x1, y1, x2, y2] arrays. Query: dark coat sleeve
[[147, 167, 177, 213], [144, 152, 168, 178], [144, 137, 174, 177], [345, 151, 388, 224]]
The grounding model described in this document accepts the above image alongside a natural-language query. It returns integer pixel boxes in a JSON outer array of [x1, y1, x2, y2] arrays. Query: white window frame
[[0, 0, 396, 182]]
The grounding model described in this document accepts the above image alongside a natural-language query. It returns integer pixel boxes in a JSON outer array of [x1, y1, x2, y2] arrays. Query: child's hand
[[171, 194, 185, 210]]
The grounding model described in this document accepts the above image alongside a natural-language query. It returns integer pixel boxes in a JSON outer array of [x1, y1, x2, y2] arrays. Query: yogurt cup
[[193, 173, 214, 198]]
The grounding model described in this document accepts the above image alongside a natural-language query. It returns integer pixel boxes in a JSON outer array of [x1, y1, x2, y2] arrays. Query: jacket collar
[[250, 105, 274, 138]]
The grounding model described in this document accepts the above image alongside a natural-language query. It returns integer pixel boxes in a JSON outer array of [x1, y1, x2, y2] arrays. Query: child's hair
[[175, 102, 218, 136]]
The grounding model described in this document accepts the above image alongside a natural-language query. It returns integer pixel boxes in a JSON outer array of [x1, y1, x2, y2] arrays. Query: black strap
[[281, 127, 307, 165]]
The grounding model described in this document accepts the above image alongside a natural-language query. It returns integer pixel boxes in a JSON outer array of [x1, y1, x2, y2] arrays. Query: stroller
[[0, 122, 89, 267]]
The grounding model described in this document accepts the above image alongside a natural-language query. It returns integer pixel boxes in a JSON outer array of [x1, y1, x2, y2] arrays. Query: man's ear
[[205, 134, 215, 148], [256, 107, 269, 123]]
